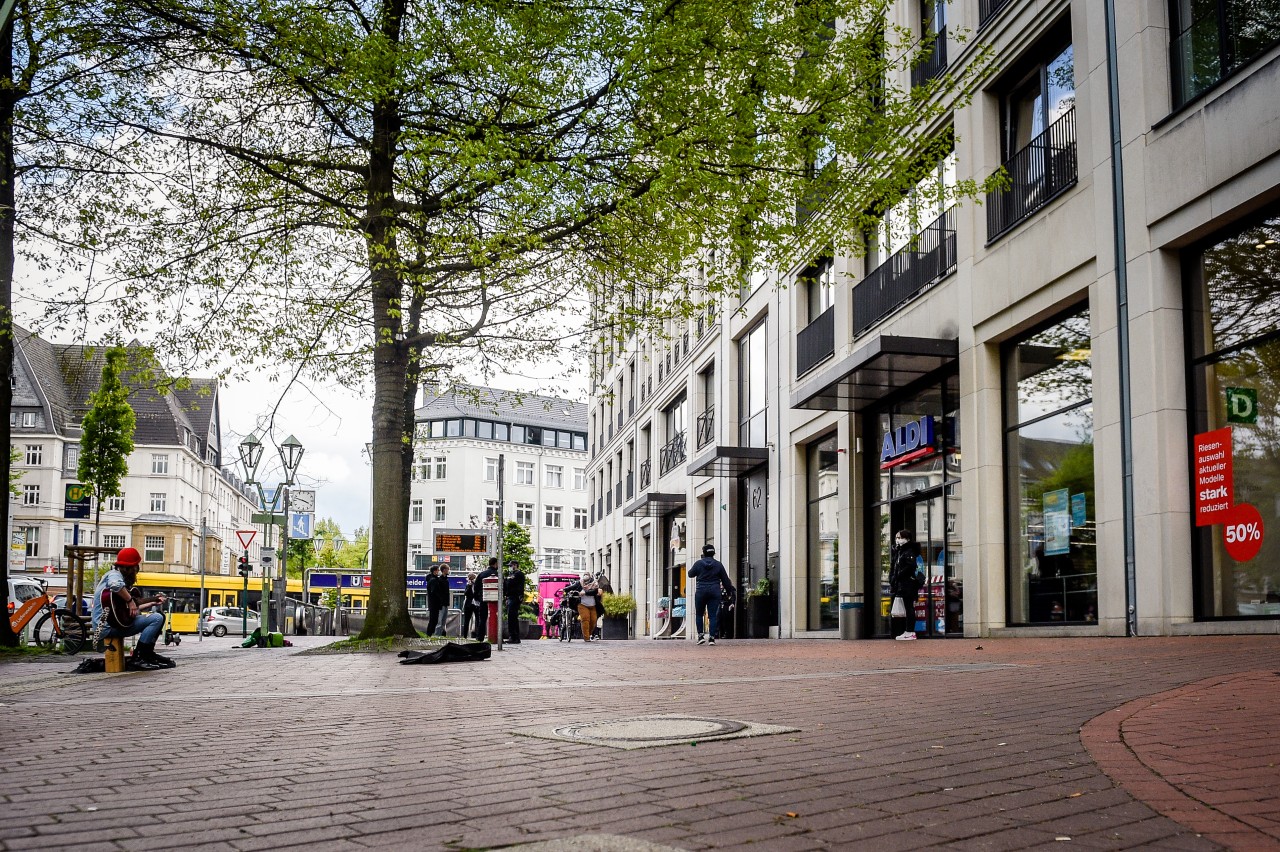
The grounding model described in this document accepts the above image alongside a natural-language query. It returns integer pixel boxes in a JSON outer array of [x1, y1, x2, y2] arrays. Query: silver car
[[199, 606, 260, 637]]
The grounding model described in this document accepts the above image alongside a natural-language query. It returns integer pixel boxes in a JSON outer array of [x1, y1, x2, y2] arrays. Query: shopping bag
[[890, 597, 907, 618]]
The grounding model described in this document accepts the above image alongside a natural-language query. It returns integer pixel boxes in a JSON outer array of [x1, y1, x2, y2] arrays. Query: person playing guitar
[[91, 547, 176, 669]]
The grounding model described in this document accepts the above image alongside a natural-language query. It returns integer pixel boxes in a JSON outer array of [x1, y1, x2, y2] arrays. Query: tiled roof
[[415, 383, 588, 431], [13, 326, 76, 436]]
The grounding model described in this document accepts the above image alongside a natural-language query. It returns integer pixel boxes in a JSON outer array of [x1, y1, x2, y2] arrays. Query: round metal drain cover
[[554, 716, 747, 744]]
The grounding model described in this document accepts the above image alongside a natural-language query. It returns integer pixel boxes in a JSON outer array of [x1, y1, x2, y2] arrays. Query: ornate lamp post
[[274, 434, 305, 631], [237, 434, 265, 632]]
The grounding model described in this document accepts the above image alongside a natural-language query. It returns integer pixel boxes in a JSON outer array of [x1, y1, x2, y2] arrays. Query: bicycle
[[554, 589, 581, 642], [10, 579, 88, 655]]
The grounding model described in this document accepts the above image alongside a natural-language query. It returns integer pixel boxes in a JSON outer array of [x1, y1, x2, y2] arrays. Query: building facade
[[411, 385, 590, 585], [589, 0, 1280, 639], [8, 327, 262, 588]]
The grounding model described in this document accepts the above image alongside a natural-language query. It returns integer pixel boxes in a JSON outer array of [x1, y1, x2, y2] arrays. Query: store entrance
[[879, 485, 962, 637]]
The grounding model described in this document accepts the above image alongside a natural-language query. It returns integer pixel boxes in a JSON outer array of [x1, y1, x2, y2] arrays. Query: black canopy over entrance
[[790, 335, 958, 412]]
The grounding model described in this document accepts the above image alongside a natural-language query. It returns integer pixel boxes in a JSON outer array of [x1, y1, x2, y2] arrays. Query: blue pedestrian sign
[[289, 512, 314, 540]]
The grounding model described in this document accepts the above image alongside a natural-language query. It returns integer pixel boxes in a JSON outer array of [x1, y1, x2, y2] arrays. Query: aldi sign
[[880, 416, 938, 470]]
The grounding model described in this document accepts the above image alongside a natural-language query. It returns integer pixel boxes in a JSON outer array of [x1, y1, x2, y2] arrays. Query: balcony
[[911, 30, 947, 88], [659, 431, 687, 476], [979, 0, 1013, 28], [696, 406, 716, 450], [639, 458, 652, 490], [853, 206, 956, 337], [986, 107, 1077, 243], [796, 306, 835, 377]]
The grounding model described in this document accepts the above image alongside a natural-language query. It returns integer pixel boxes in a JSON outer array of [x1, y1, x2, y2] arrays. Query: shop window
[[1188, 211, 1280, 618], [806, 434, 839, 630], [1003, 306, 1097, 625]]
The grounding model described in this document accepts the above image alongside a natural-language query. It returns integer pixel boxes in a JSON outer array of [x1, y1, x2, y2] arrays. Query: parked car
[[53, 595, 93, 617], [199, 607, 260, 637], [7, 577, 47, 616]]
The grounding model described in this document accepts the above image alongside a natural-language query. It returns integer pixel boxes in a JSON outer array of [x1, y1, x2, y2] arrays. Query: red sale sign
[[1223, 503, 1264, 562], [1193, 427, 1233, 526]]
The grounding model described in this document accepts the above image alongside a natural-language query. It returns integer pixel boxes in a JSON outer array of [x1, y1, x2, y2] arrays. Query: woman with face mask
[[889, 530, 922, 640]]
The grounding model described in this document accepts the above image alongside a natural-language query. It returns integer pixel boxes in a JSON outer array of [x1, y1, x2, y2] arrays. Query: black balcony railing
[[987, 107, 1077, 242], [614, 482, 622, 506], [659, 431, 687, 476], [853, 206, 957, 337], [639, 458, 652, 489], [796, 306, 836, 376], [979, 0, 1013, 28], [626, 470, 635, 498], [911, 30, 948, 88], [597, 496, 604, 518], [696, 406, 716, 450]]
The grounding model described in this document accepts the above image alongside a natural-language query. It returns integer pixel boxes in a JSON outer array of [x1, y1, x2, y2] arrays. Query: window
[[545, 505, 562, 528], [1171, 0, 1280, 108], [484, 457, 498, 482], [151, 454, 169, 474], [433, 499, 446, 522], [22, 484, 39, 506], [495, 423, 510, 441], [103, 533, 125, 550], [63, 445, 79, 474], [572, 550, 587, 571], [22, 411, 35, 428], [107, 495, 125, 512], [1004, 306, 1095, 625], [515, 502, 534, 526], [434, 457, 447, 479], [573, 468, 587, 490], [739, 319, 768, 447], [1189, 212, 1280, 619], [144, 535, 165, 563], [1003, 41, 1074, 160], [801, 256, 835, 323], [807, 435, 840, 630], [546, 465, 563, 488], [24, 526, 39, 557], [544, 548, 563, 569], [574, 508, 589, 530], [24, 444, 42, 465], [485, 500, 500, 523], [410, 499, 423, 523], [477, 420, 494, 440], [150, 492, 167, 512], [515, 461, 535, 485]]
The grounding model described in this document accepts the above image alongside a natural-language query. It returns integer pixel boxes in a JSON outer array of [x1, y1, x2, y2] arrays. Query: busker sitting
[[91, 547, 176, 669]]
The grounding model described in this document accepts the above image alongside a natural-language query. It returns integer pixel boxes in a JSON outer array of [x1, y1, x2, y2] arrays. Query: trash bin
[[839, 592, 864, 640]]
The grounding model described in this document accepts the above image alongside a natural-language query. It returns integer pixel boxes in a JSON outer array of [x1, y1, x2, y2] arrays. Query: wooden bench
[[102, 636, 127, 673]]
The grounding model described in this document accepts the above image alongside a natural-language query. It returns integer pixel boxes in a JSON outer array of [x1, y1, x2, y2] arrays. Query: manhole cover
[[516, 714, 798, 750]]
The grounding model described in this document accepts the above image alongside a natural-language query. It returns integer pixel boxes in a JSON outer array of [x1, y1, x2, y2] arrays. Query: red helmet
[[115, 547, 142, 567]]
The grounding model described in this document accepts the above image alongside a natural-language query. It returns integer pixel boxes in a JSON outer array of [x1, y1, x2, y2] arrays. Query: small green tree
[[77, 347, 136, 548], [502, 520, 535, 601], [8, 446, 21, 497]]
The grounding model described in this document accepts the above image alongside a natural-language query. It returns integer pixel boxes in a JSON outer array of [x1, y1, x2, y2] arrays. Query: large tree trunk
[[357, 0, 414, 639], [0, 16, 18, 647]]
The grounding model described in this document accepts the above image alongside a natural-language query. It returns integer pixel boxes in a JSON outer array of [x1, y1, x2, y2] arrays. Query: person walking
[[425, 564, 450, 637], [688, 545, 734, 645], [889, 529, 923, 640], [592, 572, 613, 640], [503, 560, 526, 644], [460, 571, 479, 639], [574, 571, 601, 641], [472, 557, 499, 641]]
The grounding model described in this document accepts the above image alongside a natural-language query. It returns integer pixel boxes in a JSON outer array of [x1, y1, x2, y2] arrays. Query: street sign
[[292, 489, 316, 512], [289, 512, 314, 539], [251, 512, 286, 526], [63, 484, 91, 519], [261, 548, 276, 568], [433, 528, 493, 555], [235, 529, 258, 550]]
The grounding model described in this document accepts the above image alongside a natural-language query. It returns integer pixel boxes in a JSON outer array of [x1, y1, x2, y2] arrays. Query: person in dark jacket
[[472, 558, 499, 641], [425, 564, 450, 637], [688, 545, 735, 645], [460, 571, 479, 639], [503, 560, 526, 644], [889, 530, 922, 640]]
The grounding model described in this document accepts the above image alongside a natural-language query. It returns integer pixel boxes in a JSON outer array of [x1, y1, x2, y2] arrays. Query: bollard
[[482, 576, 500, 642], [839, 592, 864, 640]]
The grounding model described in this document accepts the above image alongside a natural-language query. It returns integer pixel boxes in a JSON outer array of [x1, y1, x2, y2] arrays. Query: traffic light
[[237, 556, 252, 577]]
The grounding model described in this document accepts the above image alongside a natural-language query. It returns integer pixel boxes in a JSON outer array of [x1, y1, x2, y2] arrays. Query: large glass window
[[1189, 211, 1280, 618], [1004, 306, 1097, 625], [738, 319, 768, 447], [807, 435, 839, 630], [1171, 0, 1280, 108]]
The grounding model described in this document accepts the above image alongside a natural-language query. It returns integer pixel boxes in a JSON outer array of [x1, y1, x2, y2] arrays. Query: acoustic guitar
[[101, 585, 164, 630]]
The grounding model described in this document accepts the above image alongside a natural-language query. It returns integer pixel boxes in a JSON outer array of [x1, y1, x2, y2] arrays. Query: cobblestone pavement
[[1, 635, 1277, 851]]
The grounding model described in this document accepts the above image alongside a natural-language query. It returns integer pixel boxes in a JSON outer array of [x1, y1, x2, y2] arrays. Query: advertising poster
[[1043, 488, 1070, 556]]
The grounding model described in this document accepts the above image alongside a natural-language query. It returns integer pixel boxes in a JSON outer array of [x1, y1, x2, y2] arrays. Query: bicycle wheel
[[32, 609, 88, 655]]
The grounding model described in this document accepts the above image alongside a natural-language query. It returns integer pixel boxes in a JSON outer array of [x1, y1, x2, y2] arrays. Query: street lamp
[[273, 434, 305, 631], [279, 434, 304, 485], [238, 433, 264, 484]]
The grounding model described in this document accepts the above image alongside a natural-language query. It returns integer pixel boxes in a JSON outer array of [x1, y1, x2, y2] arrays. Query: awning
[[790, 335, 958, 411], [623, 492, 687, 518], [687, 446, 769, 478]]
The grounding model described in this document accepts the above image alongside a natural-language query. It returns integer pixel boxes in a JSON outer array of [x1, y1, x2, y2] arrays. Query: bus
[[134, 572, 304, 634]]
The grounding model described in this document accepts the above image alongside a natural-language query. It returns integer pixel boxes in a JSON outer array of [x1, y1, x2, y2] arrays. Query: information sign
[[1043, 488, 1070, 556], [1193, 427, 1234, 526], [289, 512, 314, 539], [433, 528, 493, 555], [1225, 388, 1258, 424], [63, 484, 91, 519]]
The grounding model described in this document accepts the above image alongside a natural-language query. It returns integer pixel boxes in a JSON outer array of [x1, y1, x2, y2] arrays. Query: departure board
[[434, 530, 491, 554]]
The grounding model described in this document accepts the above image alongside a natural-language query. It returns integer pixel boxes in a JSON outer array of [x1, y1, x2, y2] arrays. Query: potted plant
[[601, 592, 636, 639], [744, 577, 775, 639], [519, 604, 542, 640]]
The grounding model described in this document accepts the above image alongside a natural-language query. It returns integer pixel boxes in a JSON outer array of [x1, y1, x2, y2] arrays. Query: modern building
[[588, 0, 1280, 639], [8, 327, 263, 588], [410, 384, 590, 588]]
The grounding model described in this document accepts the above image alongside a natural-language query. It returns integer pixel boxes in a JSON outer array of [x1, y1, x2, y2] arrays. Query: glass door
[[877, 487, 961, 637]]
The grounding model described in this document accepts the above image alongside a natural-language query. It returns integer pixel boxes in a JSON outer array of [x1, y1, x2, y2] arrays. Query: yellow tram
[[133, 572, 304, 634]]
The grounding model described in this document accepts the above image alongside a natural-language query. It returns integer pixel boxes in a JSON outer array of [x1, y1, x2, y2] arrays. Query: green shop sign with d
[[1225, 387, 1257, 424]]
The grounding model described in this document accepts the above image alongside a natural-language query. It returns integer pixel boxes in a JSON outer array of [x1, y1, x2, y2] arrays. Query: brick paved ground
[[1, 635, 1278, 851]]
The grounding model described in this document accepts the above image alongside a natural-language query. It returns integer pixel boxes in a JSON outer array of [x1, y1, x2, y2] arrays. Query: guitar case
[[398, 642, 491, 665]]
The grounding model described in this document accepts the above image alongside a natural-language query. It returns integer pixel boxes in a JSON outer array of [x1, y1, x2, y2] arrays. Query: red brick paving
[[1, 636, 1278, 850]]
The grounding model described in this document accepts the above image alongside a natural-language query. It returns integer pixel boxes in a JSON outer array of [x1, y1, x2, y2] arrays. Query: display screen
[[434, 533, 489, 553]]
